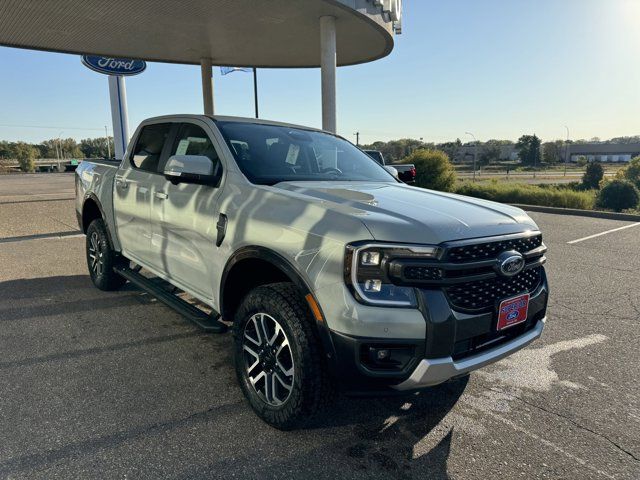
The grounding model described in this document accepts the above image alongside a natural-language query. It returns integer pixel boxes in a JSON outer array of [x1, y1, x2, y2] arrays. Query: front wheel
[[85, 218, 127, 291], [233, 283, 332, 430]]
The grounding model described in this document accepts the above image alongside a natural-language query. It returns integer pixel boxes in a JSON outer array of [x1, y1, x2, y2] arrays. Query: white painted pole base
[[320, 16, 337, 133], [108, 75, 129, 160], [201, 58, 215, 115]]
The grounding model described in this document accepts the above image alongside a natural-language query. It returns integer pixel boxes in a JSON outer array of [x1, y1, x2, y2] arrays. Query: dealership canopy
[[0, 0, 402, 146], [0, 0, 399, 67]]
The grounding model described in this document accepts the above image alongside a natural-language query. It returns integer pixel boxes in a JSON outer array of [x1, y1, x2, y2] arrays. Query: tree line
[[362, 135, 640, 166], [0, 137, 115, 161]]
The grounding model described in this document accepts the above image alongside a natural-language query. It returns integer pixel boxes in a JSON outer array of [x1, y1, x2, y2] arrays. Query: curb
[[512, 204, 640, 222]]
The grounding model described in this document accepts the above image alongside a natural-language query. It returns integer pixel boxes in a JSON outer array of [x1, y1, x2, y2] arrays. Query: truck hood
[[273, 182, 538, 244]]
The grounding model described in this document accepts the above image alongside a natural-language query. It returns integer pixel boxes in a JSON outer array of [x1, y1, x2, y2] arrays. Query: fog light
[[363, 279, 382, 292], [361, 251, 380, 266], [376, 349, 390, 360]]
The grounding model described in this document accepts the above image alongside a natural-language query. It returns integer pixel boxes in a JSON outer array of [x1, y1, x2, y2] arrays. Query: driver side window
[[160, 123, 221, 174]]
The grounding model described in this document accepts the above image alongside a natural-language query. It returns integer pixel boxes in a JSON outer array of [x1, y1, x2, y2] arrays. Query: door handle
[[155, 192, 168, 200]]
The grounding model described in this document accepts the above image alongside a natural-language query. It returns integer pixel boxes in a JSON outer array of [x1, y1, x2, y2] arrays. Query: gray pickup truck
[[75, 114, 548, 429]]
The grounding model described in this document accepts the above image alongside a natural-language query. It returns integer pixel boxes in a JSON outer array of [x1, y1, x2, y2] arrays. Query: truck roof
[[142, 114, 328, 135]]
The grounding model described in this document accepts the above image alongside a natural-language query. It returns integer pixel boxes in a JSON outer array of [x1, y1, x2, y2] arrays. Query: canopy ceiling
[[0, 0, 394, 67]]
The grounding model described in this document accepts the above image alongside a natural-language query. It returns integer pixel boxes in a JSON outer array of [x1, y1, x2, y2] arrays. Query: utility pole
[[465, 132, 478, 182], [534, 133, 538, 179], [564, 125, 570, 176], [57, 131, 63, 171], [354, 132, 360, 146], [105, 126, 111, 159]]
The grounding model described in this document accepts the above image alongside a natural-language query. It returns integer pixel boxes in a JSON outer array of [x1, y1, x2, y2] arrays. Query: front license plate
[[497, 293, 530, 331]]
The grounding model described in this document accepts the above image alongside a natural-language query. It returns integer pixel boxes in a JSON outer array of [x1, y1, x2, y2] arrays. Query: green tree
[[40, 139, 61, 159], [14, 142, 37, 172], [542, 140, 564, 165], [0, 141, 13, 159], [582, 161, 604, 189], [361, 138, 434, 164], [596, 180, 639, 212], [515, 135, 542, 166], [479, 143, 502, 168], [80, 137, 114, 158], [622, 156, 640, 189], [436, 139, 462, 162], [58, 138, 83, 158], [403, 149, 456, 192]]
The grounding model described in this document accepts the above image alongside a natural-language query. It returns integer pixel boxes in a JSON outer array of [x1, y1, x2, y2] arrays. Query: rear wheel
[[85, 218, 127, 291], [233, 282, 332, 430]]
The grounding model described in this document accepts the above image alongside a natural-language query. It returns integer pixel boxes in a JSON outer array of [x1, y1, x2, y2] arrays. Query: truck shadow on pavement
[[0, 274, 467, 479], [308, 378, 468, 479]]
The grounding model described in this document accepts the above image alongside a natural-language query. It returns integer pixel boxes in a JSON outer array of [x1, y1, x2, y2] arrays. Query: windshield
[[215, 121, 395, 185]]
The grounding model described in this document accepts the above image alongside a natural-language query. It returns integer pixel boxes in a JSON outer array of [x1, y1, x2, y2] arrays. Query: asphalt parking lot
[[0, 173, 638, 479]]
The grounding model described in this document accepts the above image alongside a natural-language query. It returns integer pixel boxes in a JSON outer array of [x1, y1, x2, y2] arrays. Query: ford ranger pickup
[[75, 114, 548, 429]]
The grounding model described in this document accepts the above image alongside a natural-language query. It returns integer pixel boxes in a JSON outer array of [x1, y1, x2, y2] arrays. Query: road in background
[[0, 174, 638, 479]]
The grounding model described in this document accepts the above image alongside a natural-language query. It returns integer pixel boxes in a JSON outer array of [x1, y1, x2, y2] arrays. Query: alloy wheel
[[242, 313, 295, 406], [88, 231, 104, 277]]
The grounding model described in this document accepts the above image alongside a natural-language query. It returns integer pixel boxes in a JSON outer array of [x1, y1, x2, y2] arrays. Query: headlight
[[345, 243, 441, 307]]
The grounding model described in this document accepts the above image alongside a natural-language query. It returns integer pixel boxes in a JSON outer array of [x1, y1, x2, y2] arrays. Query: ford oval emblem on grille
[[496, 250, 525, 277]]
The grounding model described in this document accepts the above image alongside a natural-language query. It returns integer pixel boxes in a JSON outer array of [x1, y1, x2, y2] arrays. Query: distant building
[[564, 143, 640, 163], [453, 142, 640, 164], [453, 144, 518, 163]]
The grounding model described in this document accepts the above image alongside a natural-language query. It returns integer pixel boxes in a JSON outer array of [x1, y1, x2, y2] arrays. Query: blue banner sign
[[81, 55, 146, 76]]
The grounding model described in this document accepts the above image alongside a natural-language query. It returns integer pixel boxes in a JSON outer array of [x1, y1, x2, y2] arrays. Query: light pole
[[465, 132, 478, 182], [57, 131, 64, 171], [564, 125, 570, 177], [354, 132, 360, 146]]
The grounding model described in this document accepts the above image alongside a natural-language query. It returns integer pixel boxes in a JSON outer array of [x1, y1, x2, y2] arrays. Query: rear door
[[114, 122, 173, 267], [148, 120, 224, 302]]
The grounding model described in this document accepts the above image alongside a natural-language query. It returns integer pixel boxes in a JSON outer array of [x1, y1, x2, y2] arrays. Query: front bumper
[[392, 318, 545, 390], [324, 272, 548, 394]]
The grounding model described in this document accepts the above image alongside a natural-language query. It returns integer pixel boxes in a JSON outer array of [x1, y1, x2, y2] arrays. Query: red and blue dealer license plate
[[497, 293, 530, 331]]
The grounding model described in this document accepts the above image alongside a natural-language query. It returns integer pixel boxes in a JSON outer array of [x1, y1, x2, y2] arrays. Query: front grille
[[444, 267, 542, 312], [446, 235, 543, 263], [403, 265, 443, 281]]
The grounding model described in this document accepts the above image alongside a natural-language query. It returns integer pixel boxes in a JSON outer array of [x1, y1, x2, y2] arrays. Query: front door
[[149, 121, 224, 302], [114, 122, 172, 267]]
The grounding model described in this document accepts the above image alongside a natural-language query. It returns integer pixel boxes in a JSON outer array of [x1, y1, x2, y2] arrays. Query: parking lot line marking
[[567, 222, 640, 245], [486, 411, 615, 479]]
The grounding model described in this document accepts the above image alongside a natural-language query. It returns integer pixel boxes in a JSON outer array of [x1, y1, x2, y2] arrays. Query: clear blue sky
[[0, 0, 638, 145]]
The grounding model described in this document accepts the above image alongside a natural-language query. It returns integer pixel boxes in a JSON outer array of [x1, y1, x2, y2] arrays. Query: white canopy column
[[107, 75, 129, 159], [320, 15, 337, 133], [200, 58, 215, 115]]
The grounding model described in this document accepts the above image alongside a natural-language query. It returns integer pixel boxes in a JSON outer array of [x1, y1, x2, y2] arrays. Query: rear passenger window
[[131, 123, 172, 172]]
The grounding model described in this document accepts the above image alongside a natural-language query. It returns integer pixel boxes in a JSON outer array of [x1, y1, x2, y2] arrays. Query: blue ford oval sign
[[81, 55, 146, 76]]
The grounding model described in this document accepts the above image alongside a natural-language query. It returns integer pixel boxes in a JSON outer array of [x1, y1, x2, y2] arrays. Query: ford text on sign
[[81, 55, 146, 76]]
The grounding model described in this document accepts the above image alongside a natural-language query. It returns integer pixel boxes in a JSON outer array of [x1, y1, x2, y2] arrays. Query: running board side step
[[114, 265, 227, 333]]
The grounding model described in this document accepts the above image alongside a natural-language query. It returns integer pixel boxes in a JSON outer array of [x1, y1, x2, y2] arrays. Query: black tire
[[233, 282, 332, 430], [85, 218, 127, 291]]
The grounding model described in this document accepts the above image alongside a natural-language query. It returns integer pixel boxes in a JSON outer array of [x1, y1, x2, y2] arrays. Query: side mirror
[[163, 155, 220, 186], [384, 165, 399, 180]]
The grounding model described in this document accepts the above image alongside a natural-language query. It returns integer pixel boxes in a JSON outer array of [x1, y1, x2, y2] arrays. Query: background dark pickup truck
[[363, 150, 416, 184]]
